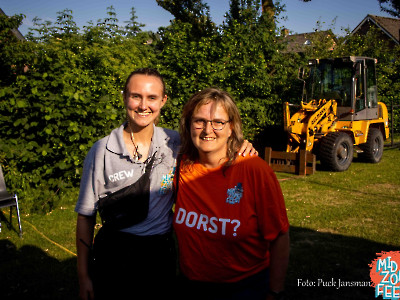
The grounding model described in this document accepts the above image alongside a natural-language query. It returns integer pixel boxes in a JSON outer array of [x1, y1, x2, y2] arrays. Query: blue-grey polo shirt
[[75, 123, 180, 236]]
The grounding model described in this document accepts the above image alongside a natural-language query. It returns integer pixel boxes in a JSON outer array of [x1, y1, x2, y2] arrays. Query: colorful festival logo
[[159, 166, 175, 195], [369, 251, 400, 299], [226, 183, 243, 205]]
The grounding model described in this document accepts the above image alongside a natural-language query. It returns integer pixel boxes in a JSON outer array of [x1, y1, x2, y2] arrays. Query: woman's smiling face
[[124, 74, 167, 129], [190, 101, 232, 161]]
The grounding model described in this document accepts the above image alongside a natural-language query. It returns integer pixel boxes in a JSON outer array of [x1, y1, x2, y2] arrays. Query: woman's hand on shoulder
[[238, 140, 258, 157]]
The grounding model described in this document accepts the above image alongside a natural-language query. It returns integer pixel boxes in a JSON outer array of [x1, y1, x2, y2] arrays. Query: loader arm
[[284, 99, 337, 152], [304, 100, 337, 151]]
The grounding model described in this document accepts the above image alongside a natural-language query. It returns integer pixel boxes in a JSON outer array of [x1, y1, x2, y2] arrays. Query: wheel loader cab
[[349, 57, 379, 121], [302, 58, 353, 109], [305, 57, 379, 121]]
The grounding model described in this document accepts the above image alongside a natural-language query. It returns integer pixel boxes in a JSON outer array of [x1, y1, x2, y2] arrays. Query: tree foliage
[[157, 0, 300, 138], [156, 0, 216, 37], [377, 0, 400, 18], [0, 8, 154, 212]]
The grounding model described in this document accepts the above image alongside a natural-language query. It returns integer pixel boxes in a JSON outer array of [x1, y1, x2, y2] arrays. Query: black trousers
[[91, 228, 176, 299], [177, 268, 270, 300]]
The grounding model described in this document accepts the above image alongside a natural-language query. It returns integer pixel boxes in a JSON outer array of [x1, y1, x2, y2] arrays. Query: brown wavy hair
[[179, 87, 244, 170]]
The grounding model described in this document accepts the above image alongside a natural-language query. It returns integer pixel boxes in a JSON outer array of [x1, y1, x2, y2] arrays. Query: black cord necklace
[[129, 127, 143, 162]]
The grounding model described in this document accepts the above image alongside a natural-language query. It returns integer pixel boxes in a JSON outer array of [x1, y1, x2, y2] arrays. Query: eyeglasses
[[192, 118, 230, 131]]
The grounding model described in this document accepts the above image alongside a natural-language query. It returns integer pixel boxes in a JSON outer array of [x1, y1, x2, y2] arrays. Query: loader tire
[[319, 132, 353, 172], [358, 128, 384, 163]]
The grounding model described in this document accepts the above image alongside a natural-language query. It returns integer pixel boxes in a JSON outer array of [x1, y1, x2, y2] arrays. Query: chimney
[[281, 28, 289, 37], [262, 0, 274, 17]]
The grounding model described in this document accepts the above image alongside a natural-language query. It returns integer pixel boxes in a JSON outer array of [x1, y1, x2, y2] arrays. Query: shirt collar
[[106, 123, 169, 159]]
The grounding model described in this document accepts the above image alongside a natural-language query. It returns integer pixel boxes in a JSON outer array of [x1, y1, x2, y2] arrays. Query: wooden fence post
[[265, 147, 316, 175]]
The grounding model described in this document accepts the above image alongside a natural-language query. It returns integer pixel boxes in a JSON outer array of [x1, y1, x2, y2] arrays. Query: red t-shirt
[[173, 155, 289, 283]]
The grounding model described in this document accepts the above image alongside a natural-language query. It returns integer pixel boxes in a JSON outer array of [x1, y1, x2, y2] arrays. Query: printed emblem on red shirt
[[226, 183, 243, 204]]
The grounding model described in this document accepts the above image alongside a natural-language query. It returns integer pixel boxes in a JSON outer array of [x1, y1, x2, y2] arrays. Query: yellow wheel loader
[[283, 56, 389, 172]]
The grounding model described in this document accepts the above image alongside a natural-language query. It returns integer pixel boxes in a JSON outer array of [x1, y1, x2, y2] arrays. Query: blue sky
[[0, 0, 394, 36]]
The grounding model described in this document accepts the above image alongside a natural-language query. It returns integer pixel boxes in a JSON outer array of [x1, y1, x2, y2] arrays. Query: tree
[[0, 13, 25, 85], [124, 7, 145, 36], [155, 21, 219, 129], [218, 0, 299, 138], [156, 0, 216, 37], [157, 0, 301, 139], [53, 9, 79, 36], [225, 0, 262, 27], [378, 0, 400, 18]]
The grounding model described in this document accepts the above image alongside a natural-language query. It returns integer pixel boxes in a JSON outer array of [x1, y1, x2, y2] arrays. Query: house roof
[[352, 14, 400, 44], [0, 8, 25, 41], [282, 30, 336, 53]]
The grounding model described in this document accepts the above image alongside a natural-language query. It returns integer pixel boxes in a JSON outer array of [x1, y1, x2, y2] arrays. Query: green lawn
[[1, 147, 399, 299], [279, 146, 400, 299]]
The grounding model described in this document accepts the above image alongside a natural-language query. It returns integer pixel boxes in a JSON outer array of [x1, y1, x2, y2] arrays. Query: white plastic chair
[[0, 165, 22, 237]]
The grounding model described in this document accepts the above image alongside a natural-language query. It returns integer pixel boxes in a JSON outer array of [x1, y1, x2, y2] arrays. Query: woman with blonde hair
[[174, 87, 290, 300]]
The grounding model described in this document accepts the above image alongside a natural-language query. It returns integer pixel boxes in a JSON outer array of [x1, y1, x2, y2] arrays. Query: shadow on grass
[[0, 226, 397, 300], [286, 226, 397, 300], [0, 239, 77, 300]]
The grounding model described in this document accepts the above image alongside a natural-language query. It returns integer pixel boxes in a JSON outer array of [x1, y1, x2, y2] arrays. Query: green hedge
[[0, 10, 155, 212]]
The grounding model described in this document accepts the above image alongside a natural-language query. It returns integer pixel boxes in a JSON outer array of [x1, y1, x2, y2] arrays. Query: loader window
[[366, 59, 378, 108], [354, 61, 366, 111], [304, 60, 352, 106]]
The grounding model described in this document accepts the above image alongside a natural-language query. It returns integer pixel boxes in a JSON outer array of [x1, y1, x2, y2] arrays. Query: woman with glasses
[[174, 87, 290, 300], [75, 69, 256, 300]]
